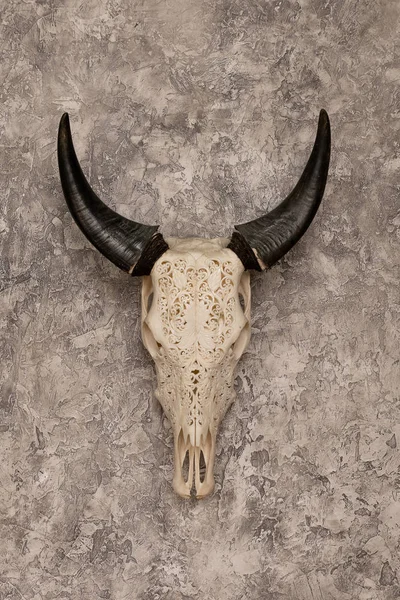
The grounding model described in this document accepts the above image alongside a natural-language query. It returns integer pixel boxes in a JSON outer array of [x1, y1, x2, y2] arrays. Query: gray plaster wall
[[1, 0, 399, 598]]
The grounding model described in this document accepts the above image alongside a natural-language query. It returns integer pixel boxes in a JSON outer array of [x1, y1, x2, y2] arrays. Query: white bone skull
[[58, 110, 330, 498], [141, 238, 251, 497]]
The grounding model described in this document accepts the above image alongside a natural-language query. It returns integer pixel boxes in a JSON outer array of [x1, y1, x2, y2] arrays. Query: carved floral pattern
[[143, 241, 250, 443], [141, 239, 251, 495]]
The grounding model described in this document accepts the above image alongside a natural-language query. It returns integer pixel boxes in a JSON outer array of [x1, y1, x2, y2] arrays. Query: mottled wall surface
[[1, 0, 399, 598]]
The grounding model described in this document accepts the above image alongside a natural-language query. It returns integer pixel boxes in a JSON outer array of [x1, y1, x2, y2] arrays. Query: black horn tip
[[319, 108, 328, 120], [318, 108, 330, 135], [58, 113, 73, 152], [59, 113, 71, 135]]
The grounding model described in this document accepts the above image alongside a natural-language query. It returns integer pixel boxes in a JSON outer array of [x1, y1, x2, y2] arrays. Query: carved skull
[[58, 110, 330, 498], [141, 238, 250, 496]]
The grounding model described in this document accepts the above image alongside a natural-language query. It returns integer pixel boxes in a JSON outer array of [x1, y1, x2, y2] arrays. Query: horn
[[57, 113, 168, 276], [228, 109, 331, 270]]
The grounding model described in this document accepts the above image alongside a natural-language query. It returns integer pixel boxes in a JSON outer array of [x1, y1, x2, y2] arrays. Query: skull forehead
[[164, 237, 233, 261], [146, 237, 248, 356], [151, 237, 245, 301], [153, 237, 245, 275]]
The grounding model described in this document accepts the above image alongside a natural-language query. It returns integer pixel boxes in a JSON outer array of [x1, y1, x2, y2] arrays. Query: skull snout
[[173, 429, 216, 498]]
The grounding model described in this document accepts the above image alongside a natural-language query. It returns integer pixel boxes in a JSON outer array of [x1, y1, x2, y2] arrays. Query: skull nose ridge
[[194, 431, 216, 499], [172, 427, 215, 499]]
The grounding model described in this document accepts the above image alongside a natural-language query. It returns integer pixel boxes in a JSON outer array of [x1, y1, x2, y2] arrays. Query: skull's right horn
[[228, 109, 331, 270], [58, 113, 168, 276]]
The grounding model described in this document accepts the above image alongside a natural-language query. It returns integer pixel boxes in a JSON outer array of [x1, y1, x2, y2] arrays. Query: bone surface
[[141, 238, 251, 497]]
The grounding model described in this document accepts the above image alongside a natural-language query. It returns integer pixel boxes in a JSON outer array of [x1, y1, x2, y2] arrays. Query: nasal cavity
[[199, 450, 206, 483], [181, 450, 190, 483], [180, 446, 207, 492], [176, 429, 214, 497]]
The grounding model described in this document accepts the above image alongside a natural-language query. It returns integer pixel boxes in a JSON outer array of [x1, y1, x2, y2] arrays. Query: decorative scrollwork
[[142, 240, 251, 448]]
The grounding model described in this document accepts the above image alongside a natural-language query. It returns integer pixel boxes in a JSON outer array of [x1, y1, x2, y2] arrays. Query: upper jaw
[[172, 428, 216, 499]]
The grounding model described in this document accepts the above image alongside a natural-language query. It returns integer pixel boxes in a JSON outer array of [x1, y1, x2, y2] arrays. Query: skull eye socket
[[141, 281, 163, 358], [147, 292, 154, 312], [239, 291, 245, 311], [231, 289, 251, 359], [142, 320, 163, 358], [232, 321, 251, 359]]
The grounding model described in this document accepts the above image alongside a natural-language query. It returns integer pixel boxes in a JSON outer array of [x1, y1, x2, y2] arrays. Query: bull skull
[[58, 110, 330, 498]]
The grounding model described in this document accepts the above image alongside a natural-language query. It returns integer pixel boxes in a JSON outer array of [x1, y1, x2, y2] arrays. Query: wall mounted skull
[[58, 110, 330, 498]]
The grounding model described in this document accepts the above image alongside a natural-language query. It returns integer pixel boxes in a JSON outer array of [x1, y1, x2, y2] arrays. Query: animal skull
[[58, 110, 331, 498], [142, 238, 250, 497]]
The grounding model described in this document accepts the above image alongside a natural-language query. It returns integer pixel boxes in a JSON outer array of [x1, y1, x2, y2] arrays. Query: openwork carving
[[142, 238, 251, 497]]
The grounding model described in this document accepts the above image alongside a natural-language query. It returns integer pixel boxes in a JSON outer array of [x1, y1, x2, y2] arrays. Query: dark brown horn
[[57, 113, 168, 276], [228, 109, 331, 270]]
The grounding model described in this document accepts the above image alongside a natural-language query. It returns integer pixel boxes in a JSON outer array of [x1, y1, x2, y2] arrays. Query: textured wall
[[1, 0, 399, 598]]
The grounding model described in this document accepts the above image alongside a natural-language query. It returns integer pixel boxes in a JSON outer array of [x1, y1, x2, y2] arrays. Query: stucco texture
[[1, 0, 400, 598]]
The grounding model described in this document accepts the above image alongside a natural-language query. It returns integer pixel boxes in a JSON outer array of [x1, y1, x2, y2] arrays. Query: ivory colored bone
[[141, 238, 251, 497]]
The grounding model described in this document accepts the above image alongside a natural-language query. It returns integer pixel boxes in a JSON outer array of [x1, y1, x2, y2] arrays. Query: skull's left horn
[[58, 113, 168, 276], [228, 109, 331, 270]]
